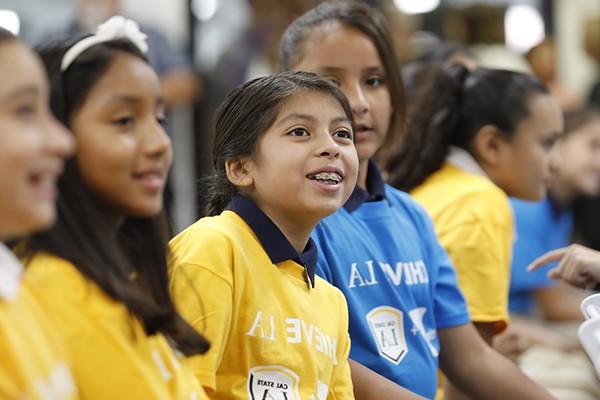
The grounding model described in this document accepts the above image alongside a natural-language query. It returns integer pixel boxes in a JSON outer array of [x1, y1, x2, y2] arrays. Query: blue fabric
[[228, 195, 317, 288], [509, 196, 573, 314], [312, 166, 470, 399], [344, 160, 386, 211]]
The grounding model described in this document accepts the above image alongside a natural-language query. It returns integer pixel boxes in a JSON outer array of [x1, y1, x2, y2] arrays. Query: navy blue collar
[[344, 160, 386, 212], [227, 196, 316, 288]]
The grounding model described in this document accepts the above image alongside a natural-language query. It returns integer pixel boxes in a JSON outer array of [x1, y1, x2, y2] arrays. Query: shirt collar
[[344, 160, 386, 212], [446, 145, 488, 177], [227, 196, 317, 288], [0, 242, 24, 301]]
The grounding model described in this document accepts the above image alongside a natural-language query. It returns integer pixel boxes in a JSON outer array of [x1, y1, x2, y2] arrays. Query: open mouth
[[28, 171, 58, 199], [307, 171, 344, 185]]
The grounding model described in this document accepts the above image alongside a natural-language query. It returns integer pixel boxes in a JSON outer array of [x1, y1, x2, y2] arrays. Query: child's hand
[[492, 324, 532, 361], [528, 245, 600, 290]]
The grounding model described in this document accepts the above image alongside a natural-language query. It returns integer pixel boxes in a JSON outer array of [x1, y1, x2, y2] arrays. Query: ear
[[472, 124, 508, 167], [225, 157, 255, 189]]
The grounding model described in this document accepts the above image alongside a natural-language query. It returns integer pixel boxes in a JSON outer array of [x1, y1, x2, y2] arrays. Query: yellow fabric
[[0, 283, 77, 399], [412, 163, 512, 329], [169, 210, 354, 400], [24, 254, 207, 400]]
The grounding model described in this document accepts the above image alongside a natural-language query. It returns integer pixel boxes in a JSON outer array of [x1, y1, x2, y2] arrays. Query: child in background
[[388, 63, 563, 398], [19, 17, 209, 399], [499, 107, 600, 400], [280, 2, 555, 399], [169, 71, 358, 399], [0, 27, 77, 400], [510, 107, 600, 319]]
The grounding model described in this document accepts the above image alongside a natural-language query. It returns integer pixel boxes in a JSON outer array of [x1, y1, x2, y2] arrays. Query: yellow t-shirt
[[169, 207, 354, 400], [24, 253, 208, 400], [411, 162, 512, 330], [0, 245, 77, 399]]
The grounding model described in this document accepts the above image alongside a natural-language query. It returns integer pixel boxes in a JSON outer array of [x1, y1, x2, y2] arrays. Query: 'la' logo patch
[[248, 365, 300, 400], [366, 306, 408, 365]]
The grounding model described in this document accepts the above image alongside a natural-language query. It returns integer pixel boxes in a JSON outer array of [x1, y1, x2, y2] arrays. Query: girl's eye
[[365, 76, 385, 87], [16, 104, 36, 120], [112, 116, 135, 128], [333, 129, 353, 140], [156, 115, 167, 127], [541, 137, 557, 151], [288, 127, 309, 137]]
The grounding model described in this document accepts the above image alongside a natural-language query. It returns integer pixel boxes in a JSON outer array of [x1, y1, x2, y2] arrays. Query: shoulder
[[23, 254, 120, 338], [460, 180, 511, 223], [170, 212, 257, 283], [420, 167, 510, 223], [314, 276, 349, 310], [385, 184, 430, 214], [24, 254, 90, 300], [384, 184, 440, 232], [170, 212, 246, 259]]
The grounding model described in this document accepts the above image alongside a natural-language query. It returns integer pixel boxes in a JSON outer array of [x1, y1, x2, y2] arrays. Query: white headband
[[60, 15, 148, 72]]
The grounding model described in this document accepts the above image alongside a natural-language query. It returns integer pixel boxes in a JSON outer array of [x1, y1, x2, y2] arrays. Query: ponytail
[[387, 66, 548, 192], [387, 64, 470, 191]]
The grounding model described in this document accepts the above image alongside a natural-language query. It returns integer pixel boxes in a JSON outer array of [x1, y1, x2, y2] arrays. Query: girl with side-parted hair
[[169, 71, 358, 399], [0, 27, 77, 400], [18, 17, 209, 399], [281, 2, 557, 399]]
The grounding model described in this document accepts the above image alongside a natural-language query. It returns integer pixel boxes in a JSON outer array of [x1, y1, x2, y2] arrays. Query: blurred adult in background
[[46, 0, 200, 109], [585, 17, 600, 108], [526, 39, 581, 111]]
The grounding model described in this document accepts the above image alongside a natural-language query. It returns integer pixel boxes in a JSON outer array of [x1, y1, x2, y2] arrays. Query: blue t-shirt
[[311, 162, 470, 399], [509, 196, 573, 314]]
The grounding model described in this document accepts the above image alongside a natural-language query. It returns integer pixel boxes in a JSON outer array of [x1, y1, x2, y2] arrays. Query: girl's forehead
[[296, 24, 382, 71]]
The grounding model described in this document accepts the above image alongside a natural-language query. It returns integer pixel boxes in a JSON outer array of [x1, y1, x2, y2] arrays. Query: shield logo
[[366, 306, 408, 365], [248, 365, 300, 400]]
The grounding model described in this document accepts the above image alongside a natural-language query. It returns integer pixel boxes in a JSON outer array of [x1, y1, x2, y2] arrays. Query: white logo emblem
[[408, 307, 439, 357], [248, 365, 300, 400], [366, 306, 408, 364]]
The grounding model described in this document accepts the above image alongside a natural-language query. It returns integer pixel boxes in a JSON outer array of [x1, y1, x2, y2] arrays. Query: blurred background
[[1, 0, 599, 232]]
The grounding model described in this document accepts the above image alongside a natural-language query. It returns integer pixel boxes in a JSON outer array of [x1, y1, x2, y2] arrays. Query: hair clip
[[61, 15, 148, 72]]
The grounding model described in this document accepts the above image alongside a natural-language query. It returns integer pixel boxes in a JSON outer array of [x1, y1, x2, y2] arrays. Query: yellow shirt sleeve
[[170, 229, 235, 396], [442, 219, 512, 328]]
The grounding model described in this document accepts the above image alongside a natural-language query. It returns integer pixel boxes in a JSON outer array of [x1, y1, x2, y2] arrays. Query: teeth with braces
[[313, 172, 342, 183]]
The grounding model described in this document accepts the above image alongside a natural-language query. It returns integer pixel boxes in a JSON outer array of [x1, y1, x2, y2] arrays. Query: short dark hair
[[279, 1, 405, 162], [387, 64, 549, 192], [21, 36, 208, 356], [205, 70, 354, 216]]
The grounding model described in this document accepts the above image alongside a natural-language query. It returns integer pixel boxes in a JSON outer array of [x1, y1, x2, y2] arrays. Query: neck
[[255, 202, 315, 254], [357, 159, 370, 190], [97, 204, 125, 234], [549, 176, 576, 206]]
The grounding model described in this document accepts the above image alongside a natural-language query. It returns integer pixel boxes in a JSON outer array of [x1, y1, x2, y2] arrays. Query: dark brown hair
[[386, 64, 549, 192], [279, 1, 405, 161], [206, 70, 354, 216]]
